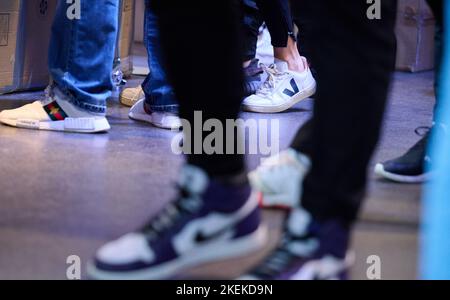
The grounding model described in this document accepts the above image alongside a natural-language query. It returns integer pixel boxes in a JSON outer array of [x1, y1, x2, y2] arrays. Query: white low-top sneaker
[[248, 148, 311, 208], [0, 87, 110, 133], [242, 57, 316, 113], [129, 99, 181, 130]]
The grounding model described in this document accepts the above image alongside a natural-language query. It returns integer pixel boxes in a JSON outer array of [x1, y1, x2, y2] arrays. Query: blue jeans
[[48, 0, 119, 114], [142, 1, 178, 113]]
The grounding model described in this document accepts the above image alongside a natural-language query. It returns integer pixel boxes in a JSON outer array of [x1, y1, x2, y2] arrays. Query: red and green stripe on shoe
[[0, 87, 110, 133]]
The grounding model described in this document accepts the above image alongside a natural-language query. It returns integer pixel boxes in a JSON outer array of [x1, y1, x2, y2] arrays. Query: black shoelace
[[140, 185, 202, 240]]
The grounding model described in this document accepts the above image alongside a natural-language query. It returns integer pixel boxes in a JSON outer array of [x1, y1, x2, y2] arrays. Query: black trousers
[[152, 1, 245, 176], [152, 1, 397, 225], [242, 0, 295, 61]]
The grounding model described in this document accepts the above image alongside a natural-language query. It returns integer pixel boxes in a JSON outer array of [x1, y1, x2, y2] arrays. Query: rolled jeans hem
[[52, 83, 107, 115], [147, 103, 179, 113]]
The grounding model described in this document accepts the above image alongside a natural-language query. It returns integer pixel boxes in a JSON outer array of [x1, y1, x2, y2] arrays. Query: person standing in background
[[89, 0, 398, 280], [375, 0, 443, 183]]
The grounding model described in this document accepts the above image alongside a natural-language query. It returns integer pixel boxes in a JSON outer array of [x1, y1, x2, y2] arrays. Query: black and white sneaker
[[88, 165, 267, 280], [375, 130, 430, 183]]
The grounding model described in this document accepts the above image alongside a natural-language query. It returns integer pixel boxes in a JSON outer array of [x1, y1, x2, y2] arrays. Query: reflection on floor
[[0, 69, 433, 279]]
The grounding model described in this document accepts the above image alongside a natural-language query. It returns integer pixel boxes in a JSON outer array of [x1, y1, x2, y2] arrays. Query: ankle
[[274, 38, 306, 73], [279, 57, 305, 73]]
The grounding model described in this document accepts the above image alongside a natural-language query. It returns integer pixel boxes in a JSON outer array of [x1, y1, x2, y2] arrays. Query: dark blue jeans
[[142, 0, 178, 113]]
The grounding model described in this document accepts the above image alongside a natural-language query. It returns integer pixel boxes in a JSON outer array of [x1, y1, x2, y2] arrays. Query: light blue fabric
[[420, 0, 450, 280], [48, 0, 120, 114]]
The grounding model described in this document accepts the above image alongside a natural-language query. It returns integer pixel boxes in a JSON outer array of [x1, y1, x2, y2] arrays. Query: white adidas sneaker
[[248, 148, 311, 208], [242, 57, 316, 113], [0, 87, 110, 133], [129, 99, 181, 130]]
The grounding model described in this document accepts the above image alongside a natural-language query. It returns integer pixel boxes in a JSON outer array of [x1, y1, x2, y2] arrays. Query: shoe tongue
[[274, 59, 289, 73], [178, 165, 209, 195]]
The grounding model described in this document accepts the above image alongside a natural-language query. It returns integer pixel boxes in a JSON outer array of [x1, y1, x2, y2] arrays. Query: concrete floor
[[0, 63, 434, 279]]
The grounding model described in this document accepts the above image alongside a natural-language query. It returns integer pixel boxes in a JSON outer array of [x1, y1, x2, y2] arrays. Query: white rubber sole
[[128, 112, 181, 130], [374, 163, 429, 183], [0, 117, 110, 133], [87, 225, 267, 280], [242, 82, 316, 113], [129, 109, 181, 130]]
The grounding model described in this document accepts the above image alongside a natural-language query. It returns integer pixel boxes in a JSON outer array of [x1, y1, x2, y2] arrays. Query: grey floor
[[0, 56, 434, 279]]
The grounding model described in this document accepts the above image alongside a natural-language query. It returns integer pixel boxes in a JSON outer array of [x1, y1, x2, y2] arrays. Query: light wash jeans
[[48, 0, 120, 114]]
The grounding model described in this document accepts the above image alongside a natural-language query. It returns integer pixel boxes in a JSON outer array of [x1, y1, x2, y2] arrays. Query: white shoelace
[[255, 64, 289, 98]]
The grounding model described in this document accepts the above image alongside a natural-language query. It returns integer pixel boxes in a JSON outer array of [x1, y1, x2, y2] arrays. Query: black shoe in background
[[374, 129, 430, 183]]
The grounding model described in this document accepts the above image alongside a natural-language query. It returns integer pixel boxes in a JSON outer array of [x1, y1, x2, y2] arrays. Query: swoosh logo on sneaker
[[194, 227, 233, 244]]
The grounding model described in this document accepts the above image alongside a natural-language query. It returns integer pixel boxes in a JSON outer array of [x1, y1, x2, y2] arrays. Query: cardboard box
[[395, 0, 435, 72], [0, 1, 21, 92], [134, 0, 145, 43], [0, 0, 56, 94]]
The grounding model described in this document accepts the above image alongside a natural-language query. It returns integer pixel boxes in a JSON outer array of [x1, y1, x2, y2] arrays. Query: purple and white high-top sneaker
[[88, 165, 266, 280], [240, 208, 353, 280]]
